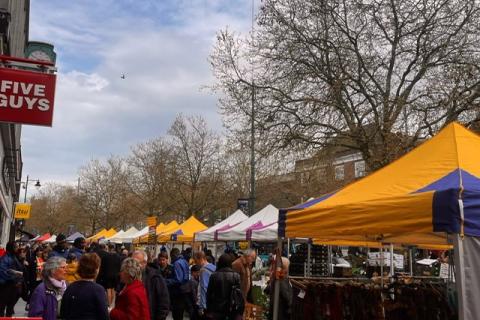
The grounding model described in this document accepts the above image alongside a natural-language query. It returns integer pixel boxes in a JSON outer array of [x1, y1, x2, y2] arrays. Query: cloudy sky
[[23, 0, 255, 186]]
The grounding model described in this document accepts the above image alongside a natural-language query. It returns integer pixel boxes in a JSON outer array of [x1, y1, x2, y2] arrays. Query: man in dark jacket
[[133, 250, 170, 320], [157, 251, 174, 279], [68, 237, 86, 259], [96, 243, 120, 306], [166, 248, 190, 320], [0, 242, 23, 316], [207, 253, 244, 320], [48, 234, 69, 259]]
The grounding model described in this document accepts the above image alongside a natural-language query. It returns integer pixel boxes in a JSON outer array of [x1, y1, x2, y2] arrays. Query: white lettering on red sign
[[0, 80, 51, 111]]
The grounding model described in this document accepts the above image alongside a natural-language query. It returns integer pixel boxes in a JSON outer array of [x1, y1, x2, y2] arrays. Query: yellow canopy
[[135, 221, 179, 244], [158, 216, 208, 243], [103, 228, 117, 239], [87, 228, 117, 241], [281, 122, 480, 248], [87, 228, 107, 241]]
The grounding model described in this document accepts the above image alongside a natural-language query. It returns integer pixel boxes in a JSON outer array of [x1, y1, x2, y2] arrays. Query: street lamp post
[[23, 175, 41, 203]]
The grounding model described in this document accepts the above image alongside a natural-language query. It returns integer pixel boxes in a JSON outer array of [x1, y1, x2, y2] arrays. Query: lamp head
[[34, 180, 41, 189]]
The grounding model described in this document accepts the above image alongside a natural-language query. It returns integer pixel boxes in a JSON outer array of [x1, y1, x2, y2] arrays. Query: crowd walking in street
[[0, 235, 292, 320]]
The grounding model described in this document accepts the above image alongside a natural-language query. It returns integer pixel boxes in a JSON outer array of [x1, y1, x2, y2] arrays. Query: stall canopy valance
[[279, 122, 480, 246]]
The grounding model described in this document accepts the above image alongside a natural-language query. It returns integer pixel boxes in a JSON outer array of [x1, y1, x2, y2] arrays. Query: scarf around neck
[[48, 277, 67, 295]]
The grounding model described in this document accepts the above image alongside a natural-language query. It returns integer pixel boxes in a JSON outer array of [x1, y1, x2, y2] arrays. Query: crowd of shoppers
[[0, 236, 293, 320]]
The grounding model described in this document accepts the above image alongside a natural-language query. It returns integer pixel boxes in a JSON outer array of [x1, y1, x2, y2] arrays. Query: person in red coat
[[110, 258, 150, 320]]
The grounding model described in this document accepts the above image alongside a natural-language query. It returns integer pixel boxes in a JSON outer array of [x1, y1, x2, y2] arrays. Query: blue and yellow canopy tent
[[278, 122, 480, 320]]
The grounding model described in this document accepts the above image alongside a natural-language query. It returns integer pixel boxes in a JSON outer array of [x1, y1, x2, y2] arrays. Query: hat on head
[[56, 233, 67, 243], [73, 237, 85, 247]]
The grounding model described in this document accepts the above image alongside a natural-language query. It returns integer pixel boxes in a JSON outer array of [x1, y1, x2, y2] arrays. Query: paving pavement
[[14, 296, 185, 319]]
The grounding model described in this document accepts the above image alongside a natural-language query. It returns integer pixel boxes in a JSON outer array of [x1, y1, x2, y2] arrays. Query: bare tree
[[78, 156, 130, 234], [27, 183, 83, 234], [167, 115, 224, 219], [211, 0, 480, 170], [126, 138, 174, 218]]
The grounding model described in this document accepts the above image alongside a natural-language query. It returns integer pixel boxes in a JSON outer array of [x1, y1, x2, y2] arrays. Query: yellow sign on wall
[[14, 203, 32, 219]]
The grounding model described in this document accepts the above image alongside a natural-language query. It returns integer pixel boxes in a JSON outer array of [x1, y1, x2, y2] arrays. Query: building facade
[[0, 0, 29, 246]]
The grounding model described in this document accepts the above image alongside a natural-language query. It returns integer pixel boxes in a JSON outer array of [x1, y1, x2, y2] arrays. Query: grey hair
[[132, 250, 148, 263], [42, 256, 66, 280], [243, 249, 256, 257], [121, 258, 142, 281]]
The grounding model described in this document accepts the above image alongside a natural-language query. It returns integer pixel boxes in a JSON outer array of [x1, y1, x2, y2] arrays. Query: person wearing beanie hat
[[49, 234, 69, 259], [69, 237, 86, 260]]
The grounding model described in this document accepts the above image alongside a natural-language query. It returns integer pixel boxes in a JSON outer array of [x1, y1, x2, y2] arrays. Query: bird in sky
[[121, 74, 126, 79]]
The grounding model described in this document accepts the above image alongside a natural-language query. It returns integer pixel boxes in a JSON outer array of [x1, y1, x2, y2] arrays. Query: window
[[335, 165, 344, 180], [355, 161, 366, 178]]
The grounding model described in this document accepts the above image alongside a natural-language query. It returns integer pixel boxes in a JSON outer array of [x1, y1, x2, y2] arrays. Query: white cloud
[[22, 0, 257, 183]]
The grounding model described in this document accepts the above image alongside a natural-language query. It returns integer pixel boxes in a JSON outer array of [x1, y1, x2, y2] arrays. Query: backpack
[[229, 284, 245, 317]]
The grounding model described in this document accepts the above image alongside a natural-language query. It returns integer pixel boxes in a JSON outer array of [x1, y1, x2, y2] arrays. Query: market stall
[[216, 204, 278, 241], [43, 234, 56, 243], [66, 232, 85, 243], [102, 230, 125, 243], [158, 216, 207, 243], [122, 226, 148, 244], [279, 122, 478, 320], [108, 227, 140, 244], [194, 209, 248, 242], [87, 229, 107, 241], [135, 220, 179, 244], [35, 233, 50, 242]]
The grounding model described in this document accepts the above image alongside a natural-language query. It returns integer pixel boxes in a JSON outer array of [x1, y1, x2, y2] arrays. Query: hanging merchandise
[[290, 278, 457, 320]]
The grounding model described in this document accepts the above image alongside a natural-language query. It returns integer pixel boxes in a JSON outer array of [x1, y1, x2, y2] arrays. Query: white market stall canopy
[[110, 227, 140, 244], [100, 230, 125, 244], [66, 232, 85, 243], [250, 222, 278, 241], [121, 226, 148, 243], [216, 204, 278, 241], [195, 209, 249, 242]]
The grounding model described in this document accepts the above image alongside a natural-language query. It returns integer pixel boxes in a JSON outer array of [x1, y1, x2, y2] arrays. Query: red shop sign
[[0, 67, 56, 126]]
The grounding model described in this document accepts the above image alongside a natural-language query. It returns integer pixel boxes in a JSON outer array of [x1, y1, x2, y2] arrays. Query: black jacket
[[60, 280, 109, 320], [266, 278, 293, 320], [143, 264, 170, 320], [206, 267, 241, 319]]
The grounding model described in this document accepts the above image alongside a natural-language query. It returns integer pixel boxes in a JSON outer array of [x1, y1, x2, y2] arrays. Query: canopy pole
[[272, 238, 282, 320], [389, 244, 394, 276], [454, 198, 466, 320], [454, 234, 466, 320], [380, 247, 384, 288], [409, 247, 413, 276], [287, 238, 290, 257], [307, 241, 312, 277], [328, 245, 333, 276]]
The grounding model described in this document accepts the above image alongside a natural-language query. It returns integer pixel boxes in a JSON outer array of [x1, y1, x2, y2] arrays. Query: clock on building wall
[[25, 41, 56, 64]]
